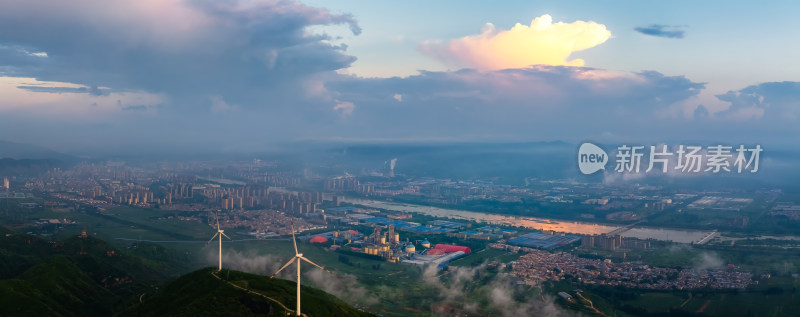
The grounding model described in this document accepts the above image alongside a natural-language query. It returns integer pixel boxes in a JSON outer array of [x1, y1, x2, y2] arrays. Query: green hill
[[0, 228, 164, 316], [122, 267, 374, 317], [0, 228, 372, 316], [0, 256, 116, 316], [0, 227, 165, 282]]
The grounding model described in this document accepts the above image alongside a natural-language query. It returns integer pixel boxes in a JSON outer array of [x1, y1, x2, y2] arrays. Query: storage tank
[[421, 239, 431, 248]]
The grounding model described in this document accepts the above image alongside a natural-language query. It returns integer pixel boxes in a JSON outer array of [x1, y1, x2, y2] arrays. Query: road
[[210, 270, 306, 317]]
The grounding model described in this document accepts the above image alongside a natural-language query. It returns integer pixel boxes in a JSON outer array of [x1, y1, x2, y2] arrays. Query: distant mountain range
[[313, 141, 577, 184], [0, 140, 77, 176], [0, 140, 75, 161]]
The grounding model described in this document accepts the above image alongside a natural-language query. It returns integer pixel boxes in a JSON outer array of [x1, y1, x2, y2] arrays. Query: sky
[[0, 0, 799, 155]]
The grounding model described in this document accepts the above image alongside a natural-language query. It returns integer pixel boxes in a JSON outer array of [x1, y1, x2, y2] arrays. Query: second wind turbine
[[207, 215, 231, 271], [272, 216, 332, 317]]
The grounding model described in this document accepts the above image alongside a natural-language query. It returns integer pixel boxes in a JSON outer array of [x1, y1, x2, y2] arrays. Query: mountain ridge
[[0, 227, 371, 316]]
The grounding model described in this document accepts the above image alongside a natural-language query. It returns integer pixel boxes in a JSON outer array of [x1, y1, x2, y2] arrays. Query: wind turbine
[[271, 216, 332, 316], [207, 214, 231, 271]]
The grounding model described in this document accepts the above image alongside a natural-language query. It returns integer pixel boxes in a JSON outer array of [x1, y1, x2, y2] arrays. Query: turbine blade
[[290, 216, 298, 255], [207, 232, 219, 245], [301, 257, 332, 274], [272, 258, 296, 279], [215, 213, 220, 230], [221, 232, 232, 240]]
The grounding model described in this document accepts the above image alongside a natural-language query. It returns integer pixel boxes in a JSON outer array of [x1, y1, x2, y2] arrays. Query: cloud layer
[[716, 81, 800, 121], [327, 66, 705, 141], [420, 14, 611, 70], [0, 3, 798, 154], [0, 0, 360, 107], [0, 0, 364, 152]]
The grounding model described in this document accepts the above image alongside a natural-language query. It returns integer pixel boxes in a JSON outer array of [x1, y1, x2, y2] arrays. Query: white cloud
[[333, 100, 355, 117], [210, 95, 237, 113], [420, 14, 611, 71]]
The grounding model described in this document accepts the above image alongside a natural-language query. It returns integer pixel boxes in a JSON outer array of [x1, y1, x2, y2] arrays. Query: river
[[340, 197, 713, 244]]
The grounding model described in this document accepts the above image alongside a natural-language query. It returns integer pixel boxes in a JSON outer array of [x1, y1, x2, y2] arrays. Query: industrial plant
[[303, 222, 471, 269]]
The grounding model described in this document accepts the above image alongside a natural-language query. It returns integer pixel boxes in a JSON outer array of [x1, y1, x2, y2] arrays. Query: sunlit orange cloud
[[420, 14, 611, 71]]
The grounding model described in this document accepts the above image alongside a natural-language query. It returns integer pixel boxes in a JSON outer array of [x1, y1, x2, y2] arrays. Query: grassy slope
[[0, 227, 371, 317], [0, 256, 116, 316], [122, 267, 373, 317], [0, 228, 166, 316]]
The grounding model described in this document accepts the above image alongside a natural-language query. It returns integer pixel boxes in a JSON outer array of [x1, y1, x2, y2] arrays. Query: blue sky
[[315, 0, 800, 88], [0, 0, 798, 154]]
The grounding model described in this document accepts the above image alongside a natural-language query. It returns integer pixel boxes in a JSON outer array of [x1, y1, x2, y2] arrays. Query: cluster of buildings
[[580, 234, 651, 251], [34, 218, 77, 226], [345, 225, 470, 268], [510, 248, 755, 290], [210, 188, 322, 213], [0, 192, 28, 199], [111, 189, 159, 206], [687, 196, 754, 211], [325, 176, 374, 194], [16, 162, 335, 221], [580, 234, 622, 250], [16, 162, 317, 212], [306, 222, 469, 267], [10, 160, 767, 236], [304, 222, 413, 262], [301, 210, 471, 268], [449, 226, 517, 240], [770, 203, 800, 220], [323, 209, 478, 236], [214, 209, 322, 236]]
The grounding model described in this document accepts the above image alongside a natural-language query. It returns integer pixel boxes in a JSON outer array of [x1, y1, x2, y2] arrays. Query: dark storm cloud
[[16, 85, 109, 96], [0, 0, 369, 153], [634, 24, 685, 38], [0, 0, 360, 106]]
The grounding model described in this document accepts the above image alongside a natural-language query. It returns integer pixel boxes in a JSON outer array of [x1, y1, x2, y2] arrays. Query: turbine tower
[[207, 215, 231, 271], [271, 216, 332, 316]]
